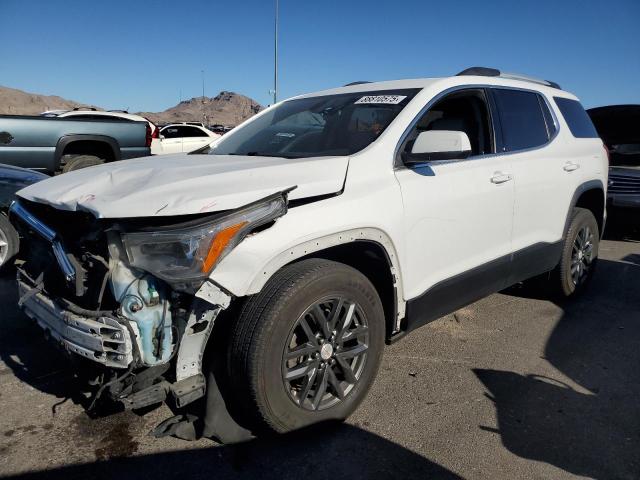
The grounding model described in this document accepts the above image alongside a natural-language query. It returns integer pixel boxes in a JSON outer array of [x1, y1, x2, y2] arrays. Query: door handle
[[490, 172, 513, 184], [563, 162, 580, 172]]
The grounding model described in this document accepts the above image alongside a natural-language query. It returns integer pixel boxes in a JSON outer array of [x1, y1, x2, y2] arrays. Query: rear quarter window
[[554, 97, 599, 138]]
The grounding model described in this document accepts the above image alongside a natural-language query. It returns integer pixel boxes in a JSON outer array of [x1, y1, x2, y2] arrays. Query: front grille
[[12, 201, 114, 310], [609, 173, 640, 194]]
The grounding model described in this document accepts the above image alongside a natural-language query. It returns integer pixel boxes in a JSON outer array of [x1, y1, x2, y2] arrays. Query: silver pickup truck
[[0, 115, 151, 174]]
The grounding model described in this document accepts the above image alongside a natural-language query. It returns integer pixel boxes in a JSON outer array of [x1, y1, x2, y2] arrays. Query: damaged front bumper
[[17, 277, 133, 368]]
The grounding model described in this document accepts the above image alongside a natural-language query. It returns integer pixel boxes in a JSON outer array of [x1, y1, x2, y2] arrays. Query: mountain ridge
[[0, 85, 262, 126]]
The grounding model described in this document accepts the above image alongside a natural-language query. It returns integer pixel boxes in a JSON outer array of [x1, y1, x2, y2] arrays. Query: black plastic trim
[[563, 180, 606, 237], [404, 241, 563, 334]]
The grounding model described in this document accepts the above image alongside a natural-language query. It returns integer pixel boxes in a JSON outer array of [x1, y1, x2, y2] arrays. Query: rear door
[[489, 88, 568, 283], [180, 126, 212, 152]]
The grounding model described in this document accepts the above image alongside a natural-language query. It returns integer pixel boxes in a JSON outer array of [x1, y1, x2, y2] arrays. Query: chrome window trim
[[394, 84, 562, 170]]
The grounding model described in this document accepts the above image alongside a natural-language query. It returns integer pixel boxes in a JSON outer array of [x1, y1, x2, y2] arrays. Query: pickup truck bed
[[0, 115, 150, 173]]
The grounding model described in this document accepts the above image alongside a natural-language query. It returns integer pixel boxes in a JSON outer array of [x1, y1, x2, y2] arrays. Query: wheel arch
[[242, 228, 406, 340], [54, 135, 120, 169], [565, 180, 606, 237]]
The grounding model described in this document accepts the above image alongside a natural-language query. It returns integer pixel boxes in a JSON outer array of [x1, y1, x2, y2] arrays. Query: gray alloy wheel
[[0, 214, 19, 269], [282, 296, 370, 411], [571, 224, 595, 286]]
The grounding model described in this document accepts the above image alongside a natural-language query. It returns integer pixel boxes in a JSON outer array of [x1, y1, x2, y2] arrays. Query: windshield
[[208, 89, 420, 158]]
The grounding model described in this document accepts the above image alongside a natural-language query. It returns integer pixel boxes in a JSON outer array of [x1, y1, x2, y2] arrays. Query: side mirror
[[160, 135, 165, 140], [403, 130, 472, 164]]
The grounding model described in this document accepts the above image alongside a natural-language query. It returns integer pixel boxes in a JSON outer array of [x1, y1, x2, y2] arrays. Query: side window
[[182, 127, 208, 138], [161, 127, 182, 139], [403, 89, 494, 157], [554, 97, 599, 138], [492, 89, 549, 152]]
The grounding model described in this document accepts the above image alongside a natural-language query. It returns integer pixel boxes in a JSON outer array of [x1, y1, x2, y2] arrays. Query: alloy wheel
[[571, 225, 594, 286], [282, 297, 369, 411], [0, 227, 8, 266]]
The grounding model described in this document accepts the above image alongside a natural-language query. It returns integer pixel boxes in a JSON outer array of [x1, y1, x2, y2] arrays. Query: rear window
[[493, 89, 550, 152], [554, 97, 599, 138]]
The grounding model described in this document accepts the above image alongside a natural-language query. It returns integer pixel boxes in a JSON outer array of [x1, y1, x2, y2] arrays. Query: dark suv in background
[[588, 105, 640, 219]]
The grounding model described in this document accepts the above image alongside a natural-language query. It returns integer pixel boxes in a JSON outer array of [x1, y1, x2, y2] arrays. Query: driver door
[[394, 88, 515, 329]]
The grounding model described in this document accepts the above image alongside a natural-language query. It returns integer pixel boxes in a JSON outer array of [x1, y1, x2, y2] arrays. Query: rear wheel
[[61, 154, 105, 173], [551, 208, 599, 297], [227, 259, 385, 434], [0, 214, 18, 269]]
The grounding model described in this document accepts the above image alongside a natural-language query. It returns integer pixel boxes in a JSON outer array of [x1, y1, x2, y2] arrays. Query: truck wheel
[[61, 155, 105, 173], [551, 208, 599, 297], [227, 258, 385, 434], [0, 214, 19, 269]]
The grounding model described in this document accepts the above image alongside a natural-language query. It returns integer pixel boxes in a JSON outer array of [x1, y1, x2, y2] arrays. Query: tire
[[550, 207, 599, 298], [227, 258, 385, 434], [61, 154, 105, 173], [0, 214, 19, 270]]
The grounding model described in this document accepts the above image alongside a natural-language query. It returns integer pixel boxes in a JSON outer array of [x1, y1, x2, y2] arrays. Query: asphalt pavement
[[0, 228, 638, 480]]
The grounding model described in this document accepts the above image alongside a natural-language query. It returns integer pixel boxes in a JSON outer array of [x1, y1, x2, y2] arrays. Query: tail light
[[144, 117, 160, 139], [145, 123, 152, 148]]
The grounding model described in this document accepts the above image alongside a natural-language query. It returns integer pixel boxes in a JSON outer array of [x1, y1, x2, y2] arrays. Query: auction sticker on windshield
[[355, 95, 407, 105]]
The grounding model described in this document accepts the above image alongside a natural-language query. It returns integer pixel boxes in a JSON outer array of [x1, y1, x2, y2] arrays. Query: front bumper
[[17, 278, 133, 369]]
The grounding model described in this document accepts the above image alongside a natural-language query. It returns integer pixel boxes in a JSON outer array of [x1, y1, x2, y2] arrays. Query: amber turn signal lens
[[202, 221, 248, 273]]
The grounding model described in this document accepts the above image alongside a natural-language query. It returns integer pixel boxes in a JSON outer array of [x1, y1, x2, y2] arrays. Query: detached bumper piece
[[17, 279, 133, 368]]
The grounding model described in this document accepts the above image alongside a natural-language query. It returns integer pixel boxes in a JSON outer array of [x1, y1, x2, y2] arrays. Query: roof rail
[[344, 81, 372, 86], [456, 67, 561, 90], [108, 109, 129, 114], [72, 106, 98, 111]]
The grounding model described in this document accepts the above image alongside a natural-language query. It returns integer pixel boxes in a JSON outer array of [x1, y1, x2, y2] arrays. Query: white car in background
[[156, 123, 221, 155], [43, 108, 161, 155]]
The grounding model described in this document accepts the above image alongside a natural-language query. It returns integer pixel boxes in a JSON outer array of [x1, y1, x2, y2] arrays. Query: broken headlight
[[121, 196, 287, 291]]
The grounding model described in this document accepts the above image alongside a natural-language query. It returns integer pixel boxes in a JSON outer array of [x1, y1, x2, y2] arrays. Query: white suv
[[12, 68, 607, 442]]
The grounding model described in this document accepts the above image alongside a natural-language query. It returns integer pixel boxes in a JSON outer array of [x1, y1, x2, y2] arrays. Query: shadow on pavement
[[475, 256, 640, 479], [2, 422, 461, 480]]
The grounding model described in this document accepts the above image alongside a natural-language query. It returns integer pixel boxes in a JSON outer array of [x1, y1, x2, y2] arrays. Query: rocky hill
[[0, 85, 90, 115], [139, 91, 262, 126], [0, 86, 262, 126]]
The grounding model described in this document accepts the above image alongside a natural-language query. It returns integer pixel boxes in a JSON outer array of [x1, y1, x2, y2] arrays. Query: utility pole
[[273, 0, 279, 104], [201, 69, 206, 125]]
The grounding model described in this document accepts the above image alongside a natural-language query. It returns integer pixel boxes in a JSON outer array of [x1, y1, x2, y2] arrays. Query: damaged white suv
[[11, 68, 607, 442]]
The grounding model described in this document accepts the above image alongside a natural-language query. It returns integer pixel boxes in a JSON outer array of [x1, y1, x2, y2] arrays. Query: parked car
[[10, 67, 607, 443], [587, 105, 640, 213], [0, 164, 47, 268], [45, 108, 161, 156], [156, 123, 221, 154], [0, 114, 151, 173]]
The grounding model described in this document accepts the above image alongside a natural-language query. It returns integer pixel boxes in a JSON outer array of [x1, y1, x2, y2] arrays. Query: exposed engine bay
[[9, 193, 287, 417]]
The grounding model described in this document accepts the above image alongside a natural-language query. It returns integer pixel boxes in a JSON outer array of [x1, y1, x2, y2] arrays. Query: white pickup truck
[[10, 67, 607, 442]]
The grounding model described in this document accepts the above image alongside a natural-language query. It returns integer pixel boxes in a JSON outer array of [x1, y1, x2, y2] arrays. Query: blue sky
[[1, 0, 638, 111]]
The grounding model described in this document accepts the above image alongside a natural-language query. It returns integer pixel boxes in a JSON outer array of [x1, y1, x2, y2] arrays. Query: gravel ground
[[0, 231, 638, 480]]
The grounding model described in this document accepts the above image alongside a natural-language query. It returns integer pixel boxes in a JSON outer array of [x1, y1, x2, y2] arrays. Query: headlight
[[121, 196, 287, 291]]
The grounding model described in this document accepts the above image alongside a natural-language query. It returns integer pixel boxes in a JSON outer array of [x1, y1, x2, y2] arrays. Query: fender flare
[[242, 227, 406, 329], [563, 179, 606, 236], [54, 134, 120, 169]]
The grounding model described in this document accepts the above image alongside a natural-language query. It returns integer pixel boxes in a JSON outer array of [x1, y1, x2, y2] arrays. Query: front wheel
[[0, 214, 19, 270], [227, 259, 385, 434], [550, 207, 600, 297]]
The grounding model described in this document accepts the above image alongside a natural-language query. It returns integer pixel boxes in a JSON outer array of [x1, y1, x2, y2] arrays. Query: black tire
[[227, 258, 385, 434], [0, 213, 19, 270], [61, 154, 105, 173], [550, 208, 599, 298]]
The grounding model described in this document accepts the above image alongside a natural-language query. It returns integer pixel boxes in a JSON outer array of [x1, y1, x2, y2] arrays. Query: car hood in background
[[0, 163, 48, 209], [17, 154, 349, 218]]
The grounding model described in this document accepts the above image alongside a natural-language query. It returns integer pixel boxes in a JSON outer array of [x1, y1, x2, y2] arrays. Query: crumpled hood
[[17, 154, 349, 218]]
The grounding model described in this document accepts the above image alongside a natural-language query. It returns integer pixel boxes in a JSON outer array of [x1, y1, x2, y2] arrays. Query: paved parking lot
[[0, 231, 638, 480]]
